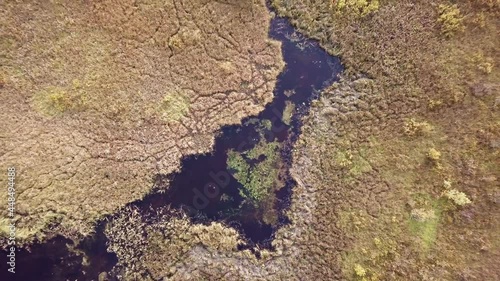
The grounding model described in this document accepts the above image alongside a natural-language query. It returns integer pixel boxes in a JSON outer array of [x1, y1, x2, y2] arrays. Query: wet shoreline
[[1, 15, 342, 281]]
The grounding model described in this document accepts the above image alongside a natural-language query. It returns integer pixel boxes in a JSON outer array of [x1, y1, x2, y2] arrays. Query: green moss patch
[[407, 192, 450, 251], [158, 90, 191, 122], [32, 85, 88, 116], [227, 139, 282, 206]]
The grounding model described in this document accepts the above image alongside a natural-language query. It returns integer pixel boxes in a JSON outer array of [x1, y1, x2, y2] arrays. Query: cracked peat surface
[[139, 16, 342, 248], [0, 16, 342, 281]]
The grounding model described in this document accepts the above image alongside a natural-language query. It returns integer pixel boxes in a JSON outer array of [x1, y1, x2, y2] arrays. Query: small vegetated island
[[226, 121, 284, 224]]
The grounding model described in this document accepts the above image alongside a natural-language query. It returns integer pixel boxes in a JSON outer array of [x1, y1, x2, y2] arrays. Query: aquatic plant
[[260, 119, 273, 131], [246, 139, 280, 160], [226, 150, 251, 184], [227, 140, 282, 205], [282, 101, 295, 125]]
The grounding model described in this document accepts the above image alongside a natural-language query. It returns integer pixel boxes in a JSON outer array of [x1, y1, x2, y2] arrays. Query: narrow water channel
[[138, 16, 342, 247], [0, 15, 342, 281]]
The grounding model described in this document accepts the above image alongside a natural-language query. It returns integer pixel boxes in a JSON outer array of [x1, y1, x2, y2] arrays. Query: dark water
[[138, 17, 342, 248], [0, 16, 342, 281], [0, 222, 118, 281]]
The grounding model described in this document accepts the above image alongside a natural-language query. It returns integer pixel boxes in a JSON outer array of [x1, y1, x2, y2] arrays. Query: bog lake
[[1, 15, 343, 281]]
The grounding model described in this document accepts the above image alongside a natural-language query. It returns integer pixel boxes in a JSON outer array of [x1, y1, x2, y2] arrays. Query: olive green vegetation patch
[[32, 84, 88, 116], [330, 147, 372, 180], [348, 155, 373, 177], [226, 139, 281, 205], [407, 194, 445, 249], [245, 138, 280, 160], [334, 0, 380, 17], [408, 213, 439, 249], [282, 101, 295, 125], [158, 90, 191, 122], [437, 4, 464, 37], [337, 209, 401, 281], [260, 119, 273, 131]]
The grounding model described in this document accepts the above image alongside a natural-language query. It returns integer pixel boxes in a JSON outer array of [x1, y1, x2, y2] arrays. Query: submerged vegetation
[[226, 122, 288, 225]]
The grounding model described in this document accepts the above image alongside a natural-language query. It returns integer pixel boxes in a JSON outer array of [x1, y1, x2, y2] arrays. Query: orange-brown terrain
[[98, 1, 499, 280], [0, 0, 283, 243]]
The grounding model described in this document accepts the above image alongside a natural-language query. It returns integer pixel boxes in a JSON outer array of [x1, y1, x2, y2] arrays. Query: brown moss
[[159, 0, 500, 277], [0, 0, 283, 244]]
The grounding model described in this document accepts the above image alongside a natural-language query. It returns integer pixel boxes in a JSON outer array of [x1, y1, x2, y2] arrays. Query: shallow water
[[0, 16, 342, 280]]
